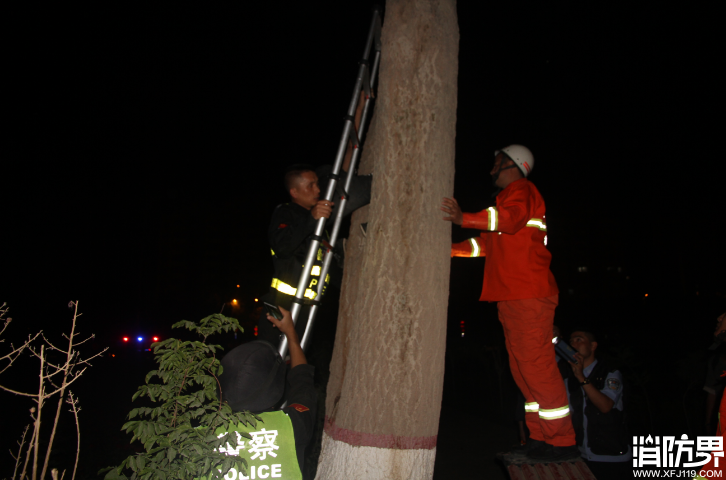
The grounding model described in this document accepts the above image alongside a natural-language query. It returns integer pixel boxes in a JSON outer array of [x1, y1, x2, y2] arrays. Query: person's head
[[490, 145, 534, 189], [218, 340, 286, 413], [569, 330, 598, 362], [285, 165, 320, 210]]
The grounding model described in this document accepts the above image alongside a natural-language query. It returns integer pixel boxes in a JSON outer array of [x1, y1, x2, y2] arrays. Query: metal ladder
[[278, 7, 382, 359]]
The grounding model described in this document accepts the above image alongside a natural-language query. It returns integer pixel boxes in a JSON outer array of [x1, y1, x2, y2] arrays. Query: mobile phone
[[553, 337, 579, 364], [263, 302, 283, 320]]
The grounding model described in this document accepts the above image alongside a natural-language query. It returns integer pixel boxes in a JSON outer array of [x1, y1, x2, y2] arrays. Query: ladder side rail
[[361, 8, 382, 71], [279, 65, 365, 358], [300, 60, 381, 351], [279, 8, 383, 359], [323, 46, 381, 251]]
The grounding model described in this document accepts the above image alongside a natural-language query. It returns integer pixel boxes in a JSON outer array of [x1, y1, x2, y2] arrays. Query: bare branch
[[11, 424, 30, 480], [40, 333, 68, 354], [20, 409, 37, 480], [67, 391, 81, 480], [0, 383, 39, 397], [43, 367, 88, 398], [75, 348, 108, 366], [0, 332, 42, 375], [42, 300, 79, 480], [71, 334, 95, 347], [33, 345, 45, 480]]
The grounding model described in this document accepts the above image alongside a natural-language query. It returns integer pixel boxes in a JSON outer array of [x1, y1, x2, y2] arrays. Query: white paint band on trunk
[[314, 431, 436, 480]]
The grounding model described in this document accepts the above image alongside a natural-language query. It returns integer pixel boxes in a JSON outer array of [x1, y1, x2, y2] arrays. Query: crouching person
[[217, 307, 315, 479]]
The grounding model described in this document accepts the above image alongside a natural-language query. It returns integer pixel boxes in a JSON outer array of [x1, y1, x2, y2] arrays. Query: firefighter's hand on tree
[[715, 313, 726, 337], [441, 197, 463, 225], [311, 200, 333, 220]]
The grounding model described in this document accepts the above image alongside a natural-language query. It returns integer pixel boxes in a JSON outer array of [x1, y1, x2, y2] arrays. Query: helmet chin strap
[[491, 163, 519, 188]]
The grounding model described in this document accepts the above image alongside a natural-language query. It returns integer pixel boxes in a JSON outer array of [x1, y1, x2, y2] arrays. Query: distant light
[[153, 336, 159, 342], [123, 337, 129, 342], [644, 294, 648, 297], [461, 333, 465, 337], [112, 354, 116, 357], [237, 285, 240, 288], [552, 336, 558, 344], [232, 299, 238, 305], [137, 337, 143, 342], [254, 326, 258, 337], [254, 298, 258, 302]]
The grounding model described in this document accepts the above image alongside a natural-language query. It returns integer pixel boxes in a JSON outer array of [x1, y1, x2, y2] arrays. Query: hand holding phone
[[264, 302, 283, 321], [553, 337, 579, 365]]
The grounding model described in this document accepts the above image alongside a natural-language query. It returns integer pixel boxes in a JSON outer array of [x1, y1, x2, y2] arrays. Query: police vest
[[215, 410, 302, 480], [567, 359, 629, 456]]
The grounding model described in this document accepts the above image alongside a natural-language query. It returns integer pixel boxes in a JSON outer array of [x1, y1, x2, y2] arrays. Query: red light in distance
[[153, 337, 159, 342], [123, 337, 129, 342]]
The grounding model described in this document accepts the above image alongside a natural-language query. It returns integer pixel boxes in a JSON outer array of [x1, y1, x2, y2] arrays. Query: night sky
[[4, 1, 724, 374]]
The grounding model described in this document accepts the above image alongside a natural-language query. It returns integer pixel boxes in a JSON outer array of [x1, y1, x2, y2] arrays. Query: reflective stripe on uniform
[[271, 248, 275, 256], [526, 218, 547, 231], [468, 238, 481, 257], [538, 405, 571, 420], [524, 402, 539, 413], [487, 207, 498, 231], [311, 265, 321, 276], [270, 278, 317, 300]]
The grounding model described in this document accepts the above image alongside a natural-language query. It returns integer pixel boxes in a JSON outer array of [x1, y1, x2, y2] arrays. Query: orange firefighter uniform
[[452, 177, 576, 447], [696, 376, 725, 479]]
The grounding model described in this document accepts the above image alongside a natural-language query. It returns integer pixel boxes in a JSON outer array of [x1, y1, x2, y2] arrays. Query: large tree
[[315, 1, 458, 478]]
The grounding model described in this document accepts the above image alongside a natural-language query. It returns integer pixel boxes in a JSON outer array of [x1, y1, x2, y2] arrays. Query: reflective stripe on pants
[[498, 295, 576, 447]]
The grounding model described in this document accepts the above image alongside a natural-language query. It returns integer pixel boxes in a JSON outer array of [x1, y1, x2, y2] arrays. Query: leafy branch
[[101, 314, 257, 480]]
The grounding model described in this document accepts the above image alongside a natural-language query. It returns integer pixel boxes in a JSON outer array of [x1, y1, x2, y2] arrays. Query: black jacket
[[282, 364, 317, 471], [264, 202, 327, 309]]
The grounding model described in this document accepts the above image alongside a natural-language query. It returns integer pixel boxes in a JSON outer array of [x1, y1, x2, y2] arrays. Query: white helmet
[[495, 144, 534, 177]]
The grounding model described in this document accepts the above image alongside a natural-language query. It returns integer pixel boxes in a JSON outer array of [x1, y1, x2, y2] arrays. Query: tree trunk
[[315, 1, 458, 478]]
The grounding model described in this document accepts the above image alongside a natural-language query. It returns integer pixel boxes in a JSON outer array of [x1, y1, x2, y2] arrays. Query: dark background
[[2, 2, 724, 479]]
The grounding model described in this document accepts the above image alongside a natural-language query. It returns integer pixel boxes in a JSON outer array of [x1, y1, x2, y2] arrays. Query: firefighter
[[258, 92, 371, 348], [441, 145, 579, 462]]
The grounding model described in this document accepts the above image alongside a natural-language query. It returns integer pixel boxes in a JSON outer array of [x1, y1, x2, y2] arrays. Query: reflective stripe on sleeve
[[524, 402, 540, 413], [526, 218, 547, 231], [538, 406, 571, 420], [487, 207, 498, 231], [468, 238, 481, 257]]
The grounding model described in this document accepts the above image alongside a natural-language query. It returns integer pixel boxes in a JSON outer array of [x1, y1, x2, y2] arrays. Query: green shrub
[[101, 314, 256, 480]]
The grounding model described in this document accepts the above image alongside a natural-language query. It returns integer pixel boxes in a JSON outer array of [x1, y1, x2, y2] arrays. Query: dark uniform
[[219, 342, 317, 476], [258, 201, 330, 345], [259, 167, 371, 346]]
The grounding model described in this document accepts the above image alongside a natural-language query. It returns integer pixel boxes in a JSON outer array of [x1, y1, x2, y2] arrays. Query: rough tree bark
[[315, 1, 458, 479]]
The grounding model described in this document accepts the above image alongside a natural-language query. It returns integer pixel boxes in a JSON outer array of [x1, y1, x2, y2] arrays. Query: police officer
[[219, 307, 316, 478], [565, 330, 631, 479]]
